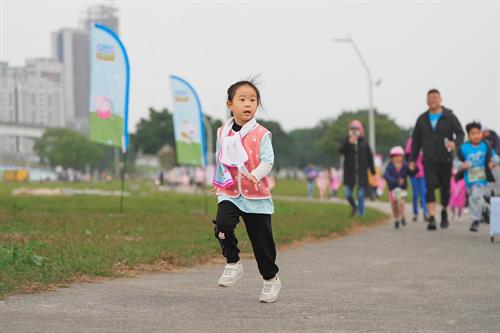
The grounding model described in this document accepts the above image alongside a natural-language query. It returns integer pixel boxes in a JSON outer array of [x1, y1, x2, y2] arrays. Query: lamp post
[[333, 36, 377, 153]]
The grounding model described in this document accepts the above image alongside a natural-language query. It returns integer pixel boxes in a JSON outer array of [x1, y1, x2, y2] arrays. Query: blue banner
[[89, 23, 130, 152], [169, 76, 206, 166]]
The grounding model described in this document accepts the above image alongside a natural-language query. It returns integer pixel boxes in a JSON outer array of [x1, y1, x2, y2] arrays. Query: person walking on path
[[449, 168, 466, 222], [455, 121, 498, 232], [482, 125, 500, 195], [212, 80, 280, 303], [384, 146, 416, 229], [482, 125, 500, 156], [329, 167, 342, 198], [304, 163, 319, 199], [316, 169, 330, 200], [409, 89, 464, 230], [405, 137, 429, 222], [339, 120, 375, 217]]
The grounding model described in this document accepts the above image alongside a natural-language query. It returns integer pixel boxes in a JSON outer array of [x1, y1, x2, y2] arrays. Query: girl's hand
[[245, 174, 260, 191], [247, 174, 259, 184], [210, 186, 217, 192], [398, 178, 405, 186], [462, 162, 471, 170], [489, 162, 496, 170]]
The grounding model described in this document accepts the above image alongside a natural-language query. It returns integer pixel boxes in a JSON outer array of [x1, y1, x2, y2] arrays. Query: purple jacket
[[384, 161, 415, 191]]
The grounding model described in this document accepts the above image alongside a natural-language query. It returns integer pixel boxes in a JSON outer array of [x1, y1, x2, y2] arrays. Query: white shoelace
[[262, 283, 275, 294], [223, 266, 238, 277]]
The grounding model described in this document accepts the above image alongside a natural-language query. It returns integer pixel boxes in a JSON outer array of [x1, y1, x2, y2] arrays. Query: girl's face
[[227, 85, 259, 125], [392, 155, 403, 165]]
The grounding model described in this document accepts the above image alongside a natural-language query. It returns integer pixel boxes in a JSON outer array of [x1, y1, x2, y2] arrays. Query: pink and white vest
[[216, 124, 272, 199]]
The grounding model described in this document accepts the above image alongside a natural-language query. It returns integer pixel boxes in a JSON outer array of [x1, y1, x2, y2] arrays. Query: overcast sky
[[1, 0, 499, 134]]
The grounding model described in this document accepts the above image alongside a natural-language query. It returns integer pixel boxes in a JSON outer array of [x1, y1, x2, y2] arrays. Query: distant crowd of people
[[303, 164, 343, 200], [323, 88, 500, 232]]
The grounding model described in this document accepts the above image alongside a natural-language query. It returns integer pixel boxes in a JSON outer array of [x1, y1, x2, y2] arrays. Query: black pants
[[214, 201, 279, 280], [423, 162, 452, 207]]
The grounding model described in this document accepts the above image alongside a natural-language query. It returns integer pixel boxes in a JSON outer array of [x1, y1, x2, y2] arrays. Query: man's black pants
[[423, 162, 452, 208], [214, 201, 279, 280]]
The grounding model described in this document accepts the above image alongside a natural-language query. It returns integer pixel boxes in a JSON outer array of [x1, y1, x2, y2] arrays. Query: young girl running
[[384, 146, 416, 228], [212, 80, 281, 303]]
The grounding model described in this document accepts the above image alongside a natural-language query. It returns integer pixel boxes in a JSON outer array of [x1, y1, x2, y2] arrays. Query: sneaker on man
[[218, 262, 244, 287], [259, 276, 281, 303], [401, 218, 407, 226], [427, 216, 437, 231], [469, 221, 479, 232], [440, 209, 449, 228], [394, 220, 400, 229]]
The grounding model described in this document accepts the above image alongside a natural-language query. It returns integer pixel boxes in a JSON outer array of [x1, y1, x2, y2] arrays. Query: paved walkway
[[1, 201, 499, 332]]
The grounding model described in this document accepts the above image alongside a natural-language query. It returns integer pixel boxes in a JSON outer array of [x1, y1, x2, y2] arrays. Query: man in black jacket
[[409, 89, 464, 230]]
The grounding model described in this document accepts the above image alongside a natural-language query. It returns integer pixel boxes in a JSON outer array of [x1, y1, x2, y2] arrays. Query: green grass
[[272, 178, 378, 200], [273, 177, 441, 205], [0, 180, 385, 298], [272, 178, 318, 198]]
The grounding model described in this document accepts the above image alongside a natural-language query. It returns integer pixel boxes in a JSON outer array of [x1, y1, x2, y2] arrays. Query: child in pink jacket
[[449, 169, 466, 221]]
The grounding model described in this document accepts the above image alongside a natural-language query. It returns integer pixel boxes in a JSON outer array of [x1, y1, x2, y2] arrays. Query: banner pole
[[203, 116, 213, 215], [119, 151, 128, 213], [114, 147, 120, 179], [203, 186, 208, 215]]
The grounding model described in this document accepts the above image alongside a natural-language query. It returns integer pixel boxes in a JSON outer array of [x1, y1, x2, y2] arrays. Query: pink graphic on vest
[[94, 96, 113, 120]]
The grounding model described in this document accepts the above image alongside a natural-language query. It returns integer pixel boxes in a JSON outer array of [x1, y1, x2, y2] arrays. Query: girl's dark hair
[[465, 121, 481, 134], [227, 77, 262, 105]]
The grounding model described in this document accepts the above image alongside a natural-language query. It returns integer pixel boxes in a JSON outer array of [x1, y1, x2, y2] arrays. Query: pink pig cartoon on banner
[[93, 96, 113, 120]]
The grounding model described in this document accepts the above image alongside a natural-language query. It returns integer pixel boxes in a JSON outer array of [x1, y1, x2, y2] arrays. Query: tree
[[258, 120, 294, 170], [131, 108, 175, 155], [319, 109, 410, 164], [130, 108, 222, 167], [205, 115, 223, 160], [34, 128, 106, 171], [289, 120, 335, 168], [128, 107, 410, 172]]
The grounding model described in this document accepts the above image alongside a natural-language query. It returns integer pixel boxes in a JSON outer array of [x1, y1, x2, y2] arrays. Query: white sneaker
[[259, 276, 281, 303], [218, 262, 244, 287]]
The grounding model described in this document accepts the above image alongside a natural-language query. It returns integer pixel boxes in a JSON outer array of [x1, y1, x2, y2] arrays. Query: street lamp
[[333, 36, 377, 153]]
